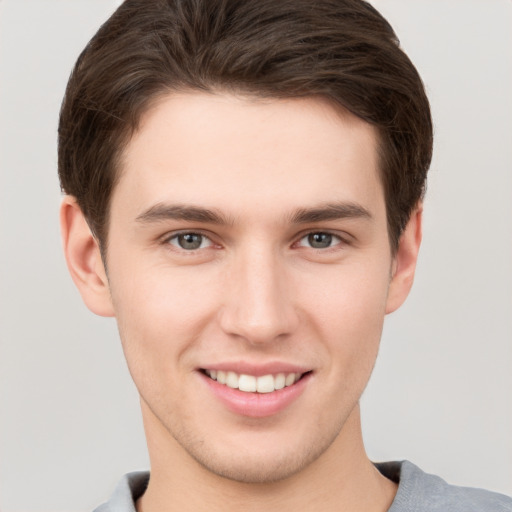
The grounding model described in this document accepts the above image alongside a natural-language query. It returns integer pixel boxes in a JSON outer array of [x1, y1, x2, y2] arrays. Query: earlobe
[[60, 196, 115, 317], [385, 204, 423, 314]]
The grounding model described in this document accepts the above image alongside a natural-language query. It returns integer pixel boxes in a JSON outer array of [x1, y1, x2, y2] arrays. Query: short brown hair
[[58, 0, 432, 253]]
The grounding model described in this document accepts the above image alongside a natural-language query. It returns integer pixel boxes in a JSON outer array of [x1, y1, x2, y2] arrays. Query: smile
[[203, 369, 304, 393]]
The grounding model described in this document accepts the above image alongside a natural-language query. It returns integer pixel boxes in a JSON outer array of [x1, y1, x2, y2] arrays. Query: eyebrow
[[135, 201, 372, 226], [135, 203, 232, 225], [290, 202, 372, 224]]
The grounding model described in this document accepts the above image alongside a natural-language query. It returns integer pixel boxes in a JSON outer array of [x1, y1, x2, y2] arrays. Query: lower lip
[[200, 372, 311, 418]]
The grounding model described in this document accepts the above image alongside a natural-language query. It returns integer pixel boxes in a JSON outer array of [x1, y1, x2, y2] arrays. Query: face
[[80, 92, 416, 483]]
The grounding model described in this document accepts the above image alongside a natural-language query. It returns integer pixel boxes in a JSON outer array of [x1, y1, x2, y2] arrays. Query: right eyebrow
[[290, 201, 372, 224], [135, 203, 233, 225]]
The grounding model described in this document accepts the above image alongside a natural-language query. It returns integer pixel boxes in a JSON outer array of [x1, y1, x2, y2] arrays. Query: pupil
[[179, 233, 202, 250], [308, 232, 332, 248]]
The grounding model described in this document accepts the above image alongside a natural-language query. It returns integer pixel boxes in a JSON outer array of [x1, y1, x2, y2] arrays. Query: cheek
[[304, 256, 390, 322], [300, 259, 390, 367], [290, 261, 390, 429], [110, 263, 221, 380]]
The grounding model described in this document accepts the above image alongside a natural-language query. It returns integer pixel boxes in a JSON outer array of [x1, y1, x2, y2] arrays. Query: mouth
[[199, 366, 312, 417], [201, 369, 310, 393]]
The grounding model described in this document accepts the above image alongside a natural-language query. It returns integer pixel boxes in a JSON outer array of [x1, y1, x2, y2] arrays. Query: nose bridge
[[219, 243, 297, 343]]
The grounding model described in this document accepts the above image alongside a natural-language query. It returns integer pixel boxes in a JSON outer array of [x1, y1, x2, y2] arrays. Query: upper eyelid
[[294, 228, 351, 244], [161, 229, 214, 242]]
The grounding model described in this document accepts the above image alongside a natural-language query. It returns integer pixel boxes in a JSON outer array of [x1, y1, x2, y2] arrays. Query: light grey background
[[1, 1, 511, 510]]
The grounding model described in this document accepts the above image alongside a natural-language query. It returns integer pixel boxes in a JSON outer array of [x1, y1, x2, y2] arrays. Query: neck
[[137, 402, 397, 512]]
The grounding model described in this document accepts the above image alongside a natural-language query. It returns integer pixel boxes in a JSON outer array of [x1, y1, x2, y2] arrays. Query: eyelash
[[163, 230, 348, 253]]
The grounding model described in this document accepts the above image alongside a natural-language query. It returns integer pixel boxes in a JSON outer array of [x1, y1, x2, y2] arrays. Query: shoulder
[[376, 460, 512, 512], [93, 471, 149, 512]]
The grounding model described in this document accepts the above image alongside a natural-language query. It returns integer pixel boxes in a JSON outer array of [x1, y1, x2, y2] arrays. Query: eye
[[168, 232, 212, 250], [298, 232, 342, 249]]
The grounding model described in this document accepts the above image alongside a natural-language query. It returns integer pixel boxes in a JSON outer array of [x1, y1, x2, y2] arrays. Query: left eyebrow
[[290, 202, 372, 224], [135, 203, 233, 225]]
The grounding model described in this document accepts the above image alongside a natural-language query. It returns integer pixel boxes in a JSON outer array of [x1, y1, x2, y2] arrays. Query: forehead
[[112, 92, 384, 224]]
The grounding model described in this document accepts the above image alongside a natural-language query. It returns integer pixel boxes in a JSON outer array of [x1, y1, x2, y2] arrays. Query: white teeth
[[256, 374, 275, 393], [274, 373, 286, 390], [205, 369, 303, 393], [238, 374, 257, 392], [285, 373, 296, 386], [226, 371, 239, 389]]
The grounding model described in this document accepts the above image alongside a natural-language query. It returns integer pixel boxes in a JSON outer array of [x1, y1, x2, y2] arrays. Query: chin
[[190, 448, 313, 484], [179, 426, 339, 485]]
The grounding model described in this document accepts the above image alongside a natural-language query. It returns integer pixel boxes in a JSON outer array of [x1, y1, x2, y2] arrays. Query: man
[[58, 0, 512, 511]]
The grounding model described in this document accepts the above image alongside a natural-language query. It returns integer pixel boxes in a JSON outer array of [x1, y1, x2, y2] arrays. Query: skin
[[61, 92, 422, 512]]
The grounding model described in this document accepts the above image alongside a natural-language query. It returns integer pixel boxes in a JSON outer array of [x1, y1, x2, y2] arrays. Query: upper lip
[[198, 361, 312, 377]]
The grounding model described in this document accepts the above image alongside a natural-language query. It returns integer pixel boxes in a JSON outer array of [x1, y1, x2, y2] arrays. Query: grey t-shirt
[[94, 460, 512, 511]]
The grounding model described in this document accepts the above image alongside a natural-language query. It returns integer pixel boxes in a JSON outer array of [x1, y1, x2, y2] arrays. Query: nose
[[218, 246, 299, 345]]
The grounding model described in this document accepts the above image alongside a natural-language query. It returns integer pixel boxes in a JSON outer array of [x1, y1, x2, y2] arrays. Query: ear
[[385, 204, 423, 314], [60, 196, 115, 317]]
